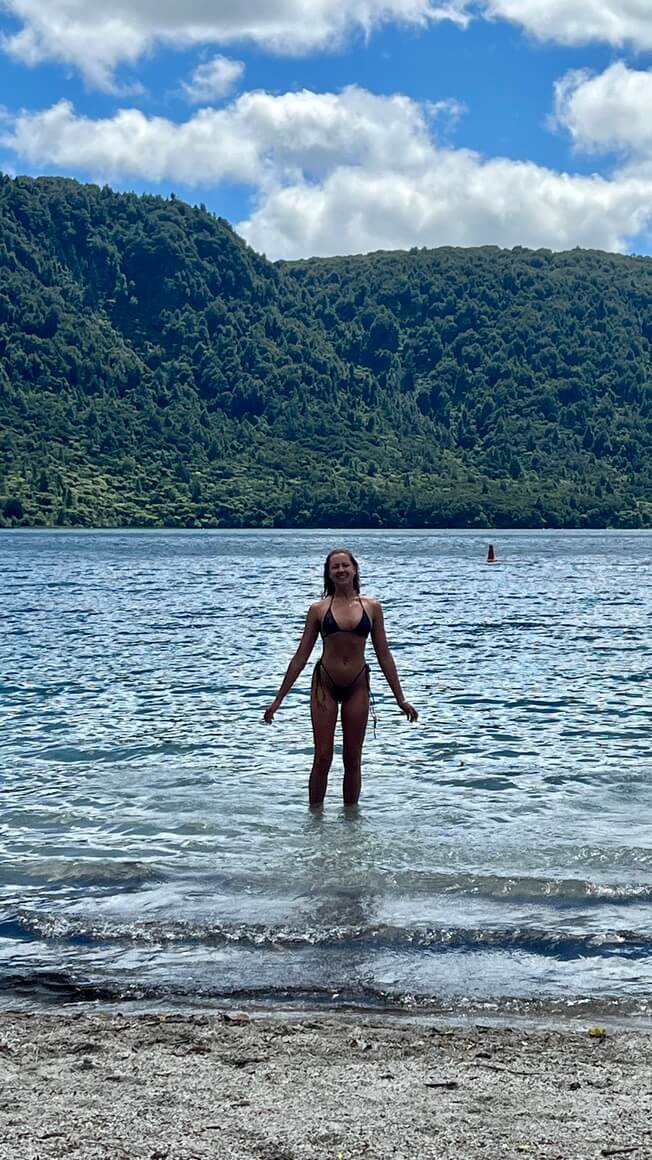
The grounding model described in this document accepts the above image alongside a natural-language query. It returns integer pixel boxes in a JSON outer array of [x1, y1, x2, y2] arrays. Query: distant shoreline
[[3, 524, 652, 533]]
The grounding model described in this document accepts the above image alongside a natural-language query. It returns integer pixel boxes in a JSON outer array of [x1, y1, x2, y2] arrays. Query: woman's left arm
[[370, 601, 418, 722]]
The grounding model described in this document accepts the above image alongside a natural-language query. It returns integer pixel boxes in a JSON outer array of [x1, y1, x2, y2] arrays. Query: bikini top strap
[[321, 594, 334, 630]]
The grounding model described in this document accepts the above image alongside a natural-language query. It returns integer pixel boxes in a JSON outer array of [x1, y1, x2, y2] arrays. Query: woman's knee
[[342, 746, 361, 773], [313, 747, 333, 773]]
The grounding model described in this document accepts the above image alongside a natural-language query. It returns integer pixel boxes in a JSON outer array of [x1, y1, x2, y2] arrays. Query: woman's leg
[[340, 675, 369, 805], [309, 669, 338, 807]]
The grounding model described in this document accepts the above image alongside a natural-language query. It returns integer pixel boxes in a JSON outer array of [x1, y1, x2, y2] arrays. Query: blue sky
[[1, 2, 652, 259]]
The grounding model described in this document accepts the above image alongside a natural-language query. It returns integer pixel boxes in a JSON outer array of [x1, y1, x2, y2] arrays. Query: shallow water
[[1, 529, 651, 1022]]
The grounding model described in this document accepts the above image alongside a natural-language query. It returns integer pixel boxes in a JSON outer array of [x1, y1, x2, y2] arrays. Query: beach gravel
[[0, 1012, 650, 1159]]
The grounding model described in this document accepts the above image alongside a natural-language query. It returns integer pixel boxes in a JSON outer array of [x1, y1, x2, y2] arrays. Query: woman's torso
[[318, 594, 373, 682]]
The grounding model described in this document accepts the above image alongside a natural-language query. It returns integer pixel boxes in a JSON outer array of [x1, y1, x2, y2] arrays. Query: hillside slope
[[1, 175, 651, 527]]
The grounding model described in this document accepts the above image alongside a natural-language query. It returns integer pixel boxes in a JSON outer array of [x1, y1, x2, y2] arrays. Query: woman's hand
[[263, 697, 281, 724], [398, 699, 418, 722]]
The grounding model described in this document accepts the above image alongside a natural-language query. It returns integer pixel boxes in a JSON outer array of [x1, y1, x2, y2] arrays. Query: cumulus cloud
[[240, 159, 652, 259], [0, 0, 468, 89], [552, 62, 652, 157], [2, 1, 652, 89], [4, 83, 652, 259], [2, 99, 260, 183], [482, 0, 652, 51], [1, 87, 439, 184], [1, 3, 149, 90], [182, 55, 245, 103]]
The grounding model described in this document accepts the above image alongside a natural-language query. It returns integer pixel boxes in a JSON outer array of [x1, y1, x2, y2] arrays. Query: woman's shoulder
[[360, 594, 382, 614], [309, 597, 329, 616]]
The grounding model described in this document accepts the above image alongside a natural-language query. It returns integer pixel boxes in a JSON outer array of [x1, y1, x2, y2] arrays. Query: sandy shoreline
[[1, 1011, 650, 1159]]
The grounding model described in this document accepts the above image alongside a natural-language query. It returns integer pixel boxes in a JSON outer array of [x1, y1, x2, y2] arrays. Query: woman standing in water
[[263, 548, 417, 806]]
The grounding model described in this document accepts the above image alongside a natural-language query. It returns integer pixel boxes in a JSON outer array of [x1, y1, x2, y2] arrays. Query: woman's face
[[328, 552, 356, 586]]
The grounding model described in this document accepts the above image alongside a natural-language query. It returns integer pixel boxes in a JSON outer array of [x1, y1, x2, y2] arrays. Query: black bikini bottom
[[312, 661, 378, 736], [312, 659, 369, 704]]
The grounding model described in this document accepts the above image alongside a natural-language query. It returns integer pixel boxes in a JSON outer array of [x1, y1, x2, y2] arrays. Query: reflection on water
[[0, 529, 651, 1019]]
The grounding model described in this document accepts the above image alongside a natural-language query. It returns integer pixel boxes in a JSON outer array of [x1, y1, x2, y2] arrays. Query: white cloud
[[552, 62, 652, 157], [0, 1, 469, 89], [482, 1, 652, 51], [2, 0, 652, 90], [182, 55, 245, 103], [1, 3, 150, 91], [4, 84, 652, 259], [240, 159, 652, 259], [2, 99, 260, 183], [1, 88, 439, 184]]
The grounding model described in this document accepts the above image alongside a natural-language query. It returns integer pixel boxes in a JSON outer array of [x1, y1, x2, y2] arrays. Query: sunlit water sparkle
[[1, 529, 650, 1023]]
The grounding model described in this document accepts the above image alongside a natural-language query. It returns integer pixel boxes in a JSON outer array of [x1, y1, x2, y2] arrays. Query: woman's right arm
[[263, 604, 321, 722]]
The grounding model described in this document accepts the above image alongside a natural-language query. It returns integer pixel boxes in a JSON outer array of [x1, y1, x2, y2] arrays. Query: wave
[[3, 865, 650, 905], [380, 872, 652, 904], [1, 970, 650, 1023], [1, 860, 162, 889], [25, 741, 203, 762], [0, 970, 116, 1004], [11, 913, 652, 960]]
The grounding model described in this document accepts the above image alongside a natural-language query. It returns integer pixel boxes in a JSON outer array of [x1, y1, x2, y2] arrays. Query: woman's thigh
[[310, 671, 338, 754], [341, 679, 369, 757]]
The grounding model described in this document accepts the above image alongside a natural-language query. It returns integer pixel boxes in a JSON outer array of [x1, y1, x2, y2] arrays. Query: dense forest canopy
[[1, 174, 651, 528]]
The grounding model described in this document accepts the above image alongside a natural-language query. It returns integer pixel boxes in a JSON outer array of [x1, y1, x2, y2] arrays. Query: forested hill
[[1, 174, 651, 528]]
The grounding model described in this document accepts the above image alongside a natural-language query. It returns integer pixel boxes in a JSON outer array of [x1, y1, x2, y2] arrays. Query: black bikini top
[[321, 596, 372, 639]]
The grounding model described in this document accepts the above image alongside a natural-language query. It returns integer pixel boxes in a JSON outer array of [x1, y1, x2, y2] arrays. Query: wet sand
[[0, 1011, 650, 1159]]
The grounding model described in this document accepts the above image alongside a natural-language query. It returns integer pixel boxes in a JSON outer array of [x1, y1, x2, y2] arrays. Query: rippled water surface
[[1, 529, 651, 1022]]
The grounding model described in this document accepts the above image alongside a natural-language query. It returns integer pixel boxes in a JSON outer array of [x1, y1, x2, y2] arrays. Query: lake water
[[1, 529, 651, 1024]]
